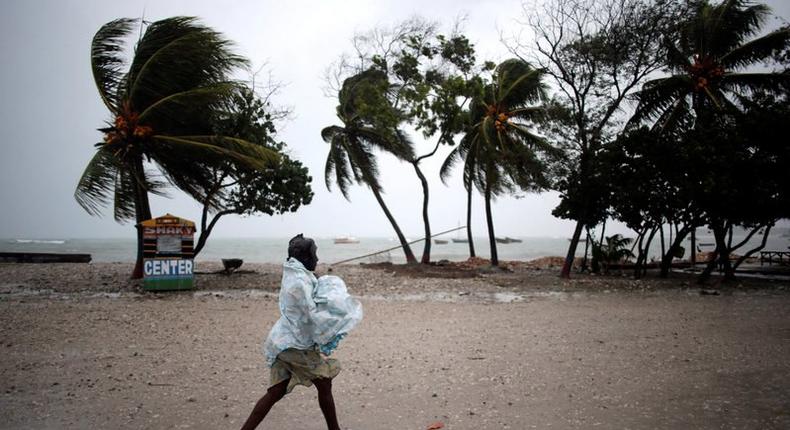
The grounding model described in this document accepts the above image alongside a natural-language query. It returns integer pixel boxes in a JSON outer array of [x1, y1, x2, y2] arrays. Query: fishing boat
[[452, 221, 468, 243], [496, 237, 522, 244], [333, 236, 360, 244]]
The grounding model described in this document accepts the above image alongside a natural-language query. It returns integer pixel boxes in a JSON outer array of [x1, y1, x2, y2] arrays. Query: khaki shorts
[[270, 348, 341, 394]]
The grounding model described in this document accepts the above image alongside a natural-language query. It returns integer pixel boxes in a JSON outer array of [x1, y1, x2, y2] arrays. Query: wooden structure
[[760, 251, 790, 266], [140, 214, 195, 291]]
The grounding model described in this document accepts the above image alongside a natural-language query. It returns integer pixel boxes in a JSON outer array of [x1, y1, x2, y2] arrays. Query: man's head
[[288, 234, 318, 271]]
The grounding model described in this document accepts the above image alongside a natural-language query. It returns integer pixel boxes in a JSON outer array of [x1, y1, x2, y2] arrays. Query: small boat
[[333, 236, 360, 244], [496, 237, 522, 244], [434, 239, 448, 245], [452, 238, 468, 243]]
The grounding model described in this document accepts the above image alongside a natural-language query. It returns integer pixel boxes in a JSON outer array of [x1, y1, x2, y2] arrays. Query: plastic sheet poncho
[[262, 258, 363, 367]]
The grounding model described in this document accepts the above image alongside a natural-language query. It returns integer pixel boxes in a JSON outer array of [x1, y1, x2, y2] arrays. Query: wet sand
[[1, 262, 789, 429]]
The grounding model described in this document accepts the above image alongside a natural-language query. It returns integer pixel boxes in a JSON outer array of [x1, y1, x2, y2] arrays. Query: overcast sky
[[1, 0, 788, 240]]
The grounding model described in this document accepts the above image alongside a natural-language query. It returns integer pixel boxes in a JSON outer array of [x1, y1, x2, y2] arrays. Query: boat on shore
[[333, 236, 360, 244]]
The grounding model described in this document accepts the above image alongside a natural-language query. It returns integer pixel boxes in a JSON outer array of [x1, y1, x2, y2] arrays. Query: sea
[[3, 229, 789, 265]]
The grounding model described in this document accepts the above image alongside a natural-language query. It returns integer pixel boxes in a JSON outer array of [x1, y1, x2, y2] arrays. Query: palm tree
[[76, 17, 274, 278], [631, 0, 790, 131], [322, 70, 418, 264], [441, 59, 557, 267]]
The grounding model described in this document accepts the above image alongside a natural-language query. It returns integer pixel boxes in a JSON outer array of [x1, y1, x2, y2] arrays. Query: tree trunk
[[660, 226, 690, 278], [412, 162, 431, 264], [131, 157, 152, 279], [636, 227, 658, 279], [484, 186, 498, 267], [697, 249, 719, 284], [561, 220, 584, 278], [580, 228, 591, 273], [690, 227, 697, 267], [370, 186, 418, 264], [466, 184, 475, 258], [194, 209, 236, 257], [733, 224, 772, 270], [713, 224, 735, 282]]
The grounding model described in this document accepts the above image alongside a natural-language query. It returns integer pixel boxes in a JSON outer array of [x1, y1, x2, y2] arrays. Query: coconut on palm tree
[[322, 69, 418, 264], [76, 17, 275, 278], [441, 59, 558, 267]]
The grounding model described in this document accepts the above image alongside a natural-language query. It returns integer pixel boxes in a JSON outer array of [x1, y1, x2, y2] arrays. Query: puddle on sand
[[193, 290, 277, 300], [360, 290, 583, 304], [0, 286, 589, 303]]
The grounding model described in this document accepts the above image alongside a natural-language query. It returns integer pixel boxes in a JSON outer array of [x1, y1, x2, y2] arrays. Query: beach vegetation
[[194, 85, 313, 257], [441, 59, 559, 267], [326, 18, 485, 263], [627, 0, 790, 282], [75, 17, 275, 278], [510, 0, 688, 278], [322, 70, 419, 264]]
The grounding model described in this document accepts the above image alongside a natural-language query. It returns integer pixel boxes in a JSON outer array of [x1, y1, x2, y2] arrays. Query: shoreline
[[1, 260, 787, 300]]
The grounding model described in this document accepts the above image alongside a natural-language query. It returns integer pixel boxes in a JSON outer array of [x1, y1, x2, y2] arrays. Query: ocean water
[[0, 237, 572, 264], [3, 229, 789, 265]]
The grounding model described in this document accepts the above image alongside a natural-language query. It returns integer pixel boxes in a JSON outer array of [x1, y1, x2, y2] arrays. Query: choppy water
[[2, 229, 789, 265]]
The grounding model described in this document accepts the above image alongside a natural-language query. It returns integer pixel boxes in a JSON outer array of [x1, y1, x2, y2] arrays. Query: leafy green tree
[[194, 86, 313, 256], [687, 96, 789, 282], [513, 0, 687, 278], [442, 59, 558, 267], [603, 126, 704, 278], [328, 18, 484, 262], [322, 70, 418, 264], [75, 17, 274, 278]]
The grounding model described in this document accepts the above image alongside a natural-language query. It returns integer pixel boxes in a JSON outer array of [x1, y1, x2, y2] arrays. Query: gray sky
[[1, 0, 788, 240]]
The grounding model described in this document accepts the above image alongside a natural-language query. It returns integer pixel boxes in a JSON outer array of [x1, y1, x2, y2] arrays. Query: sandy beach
[[1, 261, 789, 429]]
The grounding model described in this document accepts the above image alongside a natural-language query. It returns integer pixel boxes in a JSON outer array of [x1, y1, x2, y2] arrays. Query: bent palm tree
[[442, 59, 558, 267], [631, 0, 790, 131], [76, 17, 275, 278], [322, 70, 418, 264]]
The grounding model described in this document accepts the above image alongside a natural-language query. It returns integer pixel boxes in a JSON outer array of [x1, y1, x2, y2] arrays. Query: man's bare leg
[[240, 379, 289, 430], [313, 378, 340, 430]]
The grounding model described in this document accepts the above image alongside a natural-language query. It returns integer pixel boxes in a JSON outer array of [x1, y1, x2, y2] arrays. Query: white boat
[[333, 236, 360, 244]]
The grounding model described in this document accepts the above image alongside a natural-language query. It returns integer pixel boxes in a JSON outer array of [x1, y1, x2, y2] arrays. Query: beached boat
[[333, 236, 360, 244]]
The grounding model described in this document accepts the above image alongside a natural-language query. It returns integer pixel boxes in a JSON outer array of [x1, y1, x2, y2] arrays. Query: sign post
[[140, 214, 195, 291]]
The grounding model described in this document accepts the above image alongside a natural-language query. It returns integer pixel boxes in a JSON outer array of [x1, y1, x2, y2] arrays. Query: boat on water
[[496, 237, 522, 244], [333, 236, 360, 244], [451, 238, 468, 243], [434, 239, 448, 245]]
